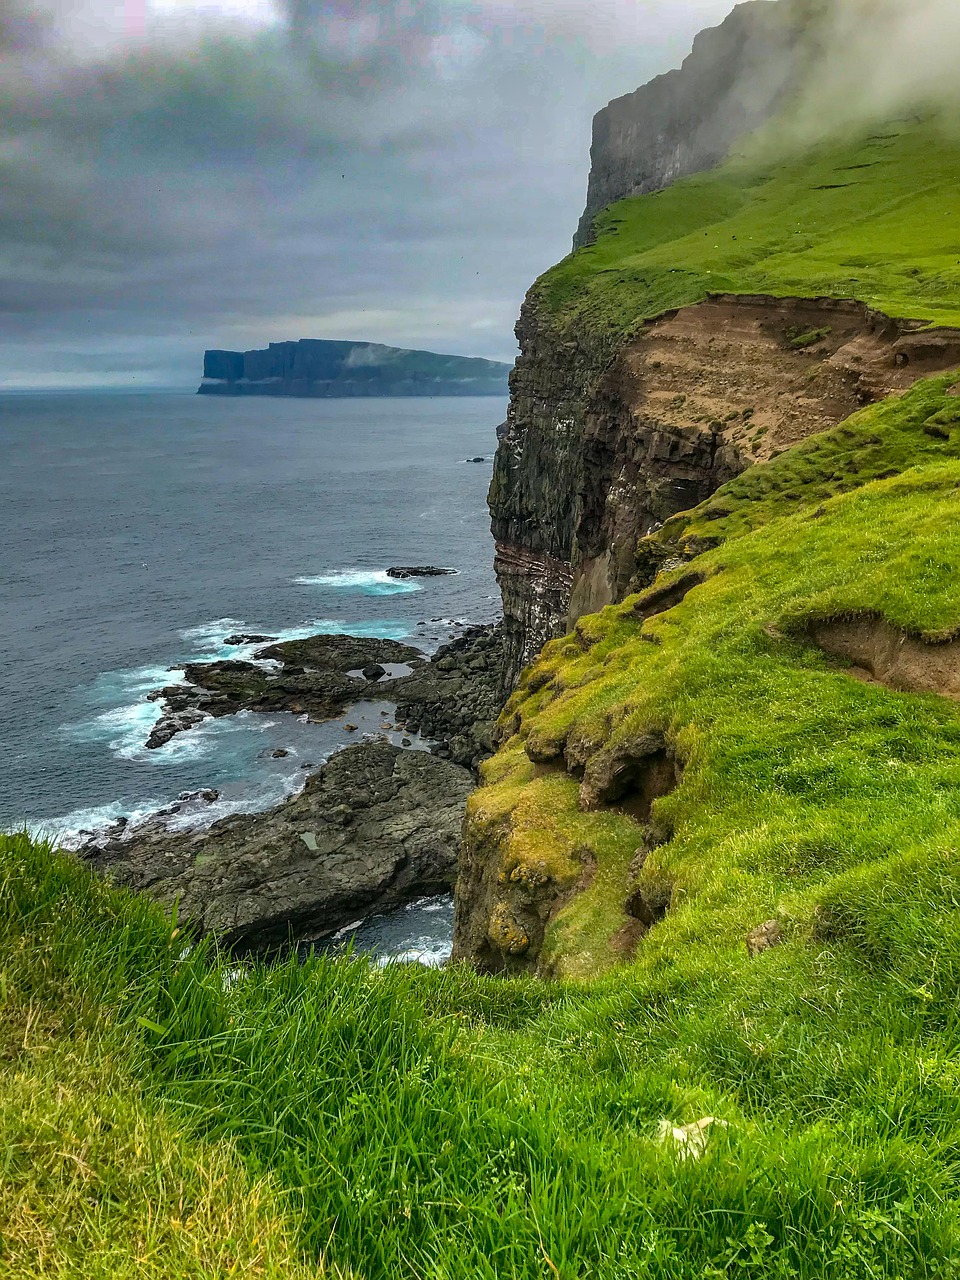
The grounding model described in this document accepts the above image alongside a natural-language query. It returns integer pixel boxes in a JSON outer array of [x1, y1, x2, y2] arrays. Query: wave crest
[[293, 569, 422, 595]]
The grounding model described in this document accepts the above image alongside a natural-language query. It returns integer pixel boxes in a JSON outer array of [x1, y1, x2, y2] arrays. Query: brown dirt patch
[[808, 614, 960, 700]]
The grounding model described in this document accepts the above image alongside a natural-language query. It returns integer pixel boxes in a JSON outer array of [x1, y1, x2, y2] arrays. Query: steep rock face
[[491, 292, 960, 684], [573, 0, 817, 248]]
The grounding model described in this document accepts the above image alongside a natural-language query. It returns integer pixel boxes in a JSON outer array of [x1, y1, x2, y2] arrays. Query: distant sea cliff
[[198, 339, 512, 398]]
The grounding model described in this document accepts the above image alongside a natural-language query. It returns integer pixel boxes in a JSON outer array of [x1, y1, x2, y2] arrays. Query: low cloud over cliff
[[819, 0, 960, 120], [4, 0, 954, 387], [0, 0, 733, 386]]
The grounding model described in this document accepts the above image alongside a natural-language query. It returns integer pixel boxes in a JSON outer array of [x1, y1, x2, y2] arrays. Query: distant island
[[198, 339, 512, 398]]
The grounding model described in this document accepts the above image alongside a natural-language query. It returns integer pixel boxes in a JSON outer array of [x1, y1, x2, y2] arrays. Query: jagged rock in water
[[144, 634, 426, 749], [80, 742, 474, 954], [386, 566, 458, 579]]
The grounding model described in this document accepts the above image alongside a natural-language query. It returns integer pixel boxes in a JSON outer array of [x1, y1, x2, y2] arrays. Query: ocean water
[[1, 391, 504, 958]]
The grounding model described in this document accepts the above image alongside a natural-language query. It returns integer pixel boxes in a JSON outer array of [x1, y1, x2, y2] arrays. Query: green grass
[[538, 115, 960, 352], [7, 822, 960, 1278], [13, 393, 960, 1277]]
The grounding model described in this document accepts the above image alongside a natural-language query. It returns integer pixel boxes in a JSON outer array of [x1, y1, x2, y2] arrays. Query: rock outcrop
[[491, 294, 960, 684], [81, 742, 473, 954], [573, 0, 818, 248], [146, 634, 426, 750], [199, 339, 511, 398], [145, 626, 506, 770], [394, 625, 507, 771]]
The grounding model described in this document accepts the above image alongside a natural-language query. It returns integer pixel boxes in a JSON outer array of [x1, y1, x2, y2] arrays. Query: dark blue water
[[0, 392, 503, 849]]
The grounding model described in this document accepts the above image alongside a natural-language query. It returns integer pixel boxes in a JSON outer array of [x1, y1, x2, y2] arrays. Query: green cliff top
[[540, 115, 960, 339]]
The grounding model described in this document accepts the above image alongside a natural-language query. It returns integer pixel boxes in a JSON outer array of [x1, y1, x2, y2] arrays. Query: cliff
[[461, 373, 960, 977], [573, 0, 822, 248], [490, 114, 960, 684], [468, 0, 960, 976], [199, 339, 511, 398]]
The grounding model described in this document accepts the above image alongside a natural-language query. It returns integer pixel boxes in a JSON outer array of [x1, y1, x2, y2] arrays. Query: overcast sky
[[0, 0, 737, 388]]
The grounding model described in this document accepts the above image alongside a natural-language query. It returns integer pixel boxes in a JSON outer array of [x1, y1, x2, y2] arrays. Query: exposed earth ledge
[[805, 613, 960, 701], [491, 293, 960, 684]]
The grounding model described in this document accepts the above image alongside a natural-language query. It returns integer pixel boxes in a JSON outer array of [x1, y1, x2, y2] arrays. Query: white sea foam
[[65, 663, 187, 758], [294, 569, 422, 596], [29, 799, 164, 849]]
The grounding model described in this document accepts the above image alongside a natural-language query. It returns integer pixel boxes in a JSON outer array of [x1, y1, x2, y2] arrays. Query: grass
[[7, 824, 960, 1278], [536, 115, 960, 359], [647, 372, 960, 561], [11, 382, 960, 1273]]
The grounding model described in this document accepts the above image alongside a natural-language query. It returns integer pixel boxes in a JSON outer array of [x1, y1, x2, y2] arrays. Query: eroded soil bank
[[492, 292, 960, 682]]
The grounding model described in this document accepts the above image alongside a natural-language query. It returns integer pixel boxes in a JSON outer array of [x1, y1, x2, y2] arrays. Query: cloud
[[812, 0, 960, 122], [0, 0, 740, 385]]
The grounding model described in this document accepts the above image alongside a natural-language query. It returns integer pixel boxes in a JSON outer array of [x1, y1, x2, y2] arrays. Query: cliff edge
[[573, 0, 819, 248], [490, 113, 960, 685]]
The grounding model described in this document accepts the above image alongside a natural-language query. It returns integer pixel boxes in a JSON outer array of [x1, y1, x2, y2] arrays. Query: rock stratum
[[199, 339, 511, 398]]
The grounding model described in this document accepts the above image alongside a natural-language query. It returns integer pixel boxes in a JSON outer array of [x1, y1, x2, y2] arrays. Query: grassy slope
[[540, 116, 960, 342], [8, 379, 960, 1276]]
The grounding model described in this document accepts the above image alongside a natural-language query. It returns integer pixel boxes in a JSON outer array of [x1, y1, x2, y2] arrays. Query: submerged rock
[[80, 742, 474, 954]]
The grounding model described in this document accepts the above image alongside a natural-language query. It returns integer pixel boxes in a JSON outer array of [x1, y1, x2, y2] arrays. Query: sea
[[0, 390, 505, 964]]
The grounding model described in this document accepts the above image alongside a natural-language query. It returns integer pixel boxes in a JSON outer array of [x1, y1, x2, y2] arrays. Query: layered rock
[[491, 293, 960, 684], [573, 0, 820, 247], [81, 742, 473, 954]]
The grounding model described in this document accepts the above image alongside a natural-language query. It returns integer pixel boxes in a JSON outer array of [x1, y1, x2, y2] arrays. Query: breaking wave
[[293, 569, 422, 595]]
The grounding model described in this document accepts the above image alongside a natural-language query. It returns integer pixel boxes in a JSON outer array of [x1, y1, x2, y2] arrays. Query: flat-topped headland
[[199, 338, 512, 398]]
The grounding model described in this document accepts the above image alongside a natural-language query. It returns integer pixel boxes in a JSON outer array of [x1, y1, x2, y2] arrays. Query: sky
[[0, 0, 738, 388]]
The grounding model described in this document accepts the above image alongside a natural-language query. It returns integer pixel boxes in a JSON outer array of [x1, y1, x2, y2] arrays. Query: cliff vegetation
[[490, 112, 960, 680], [549, 115, 960, 346], [7, 782, 960, 1276]]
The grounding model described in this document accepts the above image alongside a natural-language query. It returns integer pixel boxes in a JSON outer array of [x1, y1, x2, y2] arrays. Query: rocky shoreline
[[145, 634, 428, 750], [80, 620, 507, 953], [81, 741, 474, 954], [144, 624, 505, 767]]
